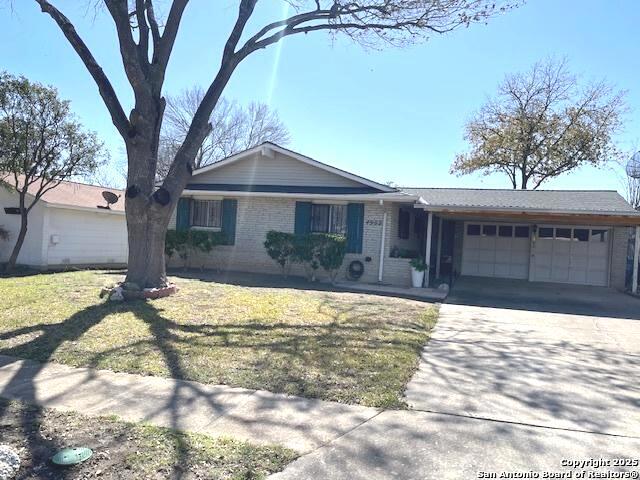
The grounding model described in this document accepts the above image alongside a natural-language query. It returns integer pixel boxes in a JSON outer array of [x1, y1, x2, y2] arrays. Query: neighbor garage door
[[531, 226, 610, 286], [462, 223, 531, 280]]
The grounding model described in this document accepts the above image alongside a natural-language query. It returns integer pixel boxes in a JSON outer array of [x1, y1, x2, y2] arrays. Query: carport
[[403, 188, 640, 292]]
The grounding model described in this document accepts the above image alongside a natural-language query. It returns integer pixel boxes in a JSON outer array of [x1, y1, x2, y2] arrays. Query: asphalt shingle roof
[[400, 188, 639, 215], [1, 174, 124, 212]]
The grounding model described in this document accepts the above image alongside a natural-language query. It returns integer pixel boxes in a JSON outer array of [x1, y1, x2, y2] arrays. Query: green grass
[[0, 270, 438, 408], [0, 399, 297, 479]]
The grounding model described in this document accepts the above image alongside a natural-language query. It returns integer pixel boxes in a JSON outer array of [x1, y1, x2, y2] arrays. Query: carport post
[[424, 211, 433, 288], [633, 226, 640, 294]]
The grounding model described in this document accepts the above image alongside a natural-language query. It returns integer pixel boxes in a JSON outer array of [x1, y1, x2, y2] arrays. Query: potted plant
[[409, 256, 428, 288]]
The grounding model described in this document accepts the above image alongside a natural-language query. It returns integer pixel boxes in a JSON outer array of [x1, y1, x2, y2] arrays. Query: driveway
[[405, 277, 640, 437], [273, 278, 640, 479]]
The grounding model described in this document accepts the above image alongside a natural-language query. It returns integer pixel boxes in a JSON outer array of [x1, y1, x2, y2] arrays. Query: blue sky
[[1, 1, 638, 193]]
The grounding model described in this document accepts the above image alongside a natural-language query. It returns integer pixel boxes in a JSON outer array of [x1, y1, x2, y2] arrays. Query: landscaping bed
[[0, 270, 438, 408], [0, 398, 296, 479]]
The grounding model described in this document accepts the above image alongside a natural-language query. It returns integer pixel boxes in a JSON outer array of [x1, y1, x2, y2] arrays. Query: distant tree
[[157, 87, 290, 178], [451, 59, 626, 189], [0, 73, 103, 272], [28, 0, 514, 288]]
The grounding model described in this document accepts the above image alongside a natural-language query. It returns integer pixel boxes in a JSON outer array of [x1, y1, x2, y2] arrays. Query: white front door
[[462, 223, 531, 280], [531, 226, 610, 286]]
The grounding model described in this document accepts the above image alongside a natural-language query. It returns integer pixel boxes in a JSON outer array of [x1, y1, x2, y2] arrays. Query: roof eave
[[182, 189, 416, 202], [414, 204, 640, 216]]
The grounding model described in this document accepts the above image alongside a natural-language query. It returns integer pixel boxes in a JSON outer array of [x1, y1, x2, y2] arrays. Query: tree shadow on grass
[[0, 300, 198, 479], [0, 290, 431, 477]]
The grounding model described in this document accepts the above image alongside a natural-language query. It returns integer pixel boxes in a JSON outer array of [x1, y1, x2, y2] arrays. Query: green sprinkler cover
[[51, 447, 93, 466]]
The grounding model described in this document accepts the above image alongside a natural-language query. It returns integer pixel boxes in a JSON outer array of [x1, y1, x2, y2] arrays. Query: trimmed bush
[[317, 233, 347, 282], [264, 231, 347, 282], [264, 231, 297, 276], [165, 229, 227, 269]]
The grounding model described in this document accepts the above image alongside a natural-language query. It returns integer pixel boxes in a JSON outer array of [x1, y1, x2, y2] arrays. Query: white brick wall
[[610, 226, 631, 290], [168, 197, 634, 292], [170, 196, 296, 274], [167, 196, 417, 285]]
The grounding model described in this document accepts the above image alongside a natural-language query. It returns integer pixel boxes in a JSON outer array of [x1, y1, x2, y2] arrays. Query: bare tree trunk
[[125, 210, 170, 288], [6, 211, 28, 273], [123, 139, 176, 288]]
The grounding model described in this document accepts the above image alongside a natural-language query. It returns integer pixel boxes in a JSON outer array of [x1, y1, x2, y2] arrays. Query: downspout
[[378, 200, 387, 283]]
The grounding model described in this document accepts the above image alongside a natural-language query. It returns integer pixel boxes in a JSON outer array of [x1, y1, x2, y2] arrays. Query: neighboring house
[[0, 178, 127, 268], [169, 142, 640, 291]]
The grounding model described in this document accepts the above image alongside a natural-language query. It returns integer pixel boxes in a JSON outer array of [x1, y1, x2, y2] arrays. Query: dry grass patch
[[0, 270, 438, 408], [0, 399, 296, 479]]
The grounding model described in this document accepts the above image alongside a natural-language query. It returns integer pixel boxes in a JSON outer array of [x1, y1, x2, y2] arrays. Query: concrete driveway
[[405, 277, 640, 437], [273, 278, 640, 479]]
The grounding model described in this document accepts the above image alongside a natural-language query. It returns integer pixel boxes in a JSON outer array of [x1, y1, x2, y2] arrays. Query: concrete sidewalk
[[0, 354, 378, 454]]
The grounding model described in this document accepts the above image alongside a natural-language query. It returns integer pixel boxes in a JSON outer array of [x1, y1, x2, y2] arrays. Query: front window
[[191, 199, 222, 228], [311, 204, 347, 235]]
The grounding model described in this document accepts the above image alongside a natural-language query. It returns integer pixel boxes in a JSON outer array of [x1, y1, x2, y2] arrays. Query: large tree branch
[[104, 0, 148, 92], [154, 0, 189, 79], [145, 0, 162, 56], [34, 0, 131, 139], [222, 0, 259, 64], [241, 2, 454, 52], [135, 0, 150, 67]]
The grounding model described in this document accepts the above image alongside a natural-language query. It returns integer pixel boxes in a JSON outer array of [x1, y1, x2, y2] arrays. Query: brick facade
[[610, 226, 631, 290], [168, 196, 633, 290], [168, 197, 404, 284]]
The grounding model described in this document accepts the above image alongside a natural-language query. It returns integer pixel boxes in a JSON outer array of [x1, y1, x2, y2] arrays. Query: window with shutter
[[190, 200, 222, 228]]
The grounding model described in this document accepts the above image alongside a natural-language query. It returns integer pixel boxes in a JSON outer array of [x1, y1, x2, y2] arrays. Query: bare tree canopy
[[28, 0, 514, 287], [158, 87, 290, 177], [451, 58, 626, 189], [0, 72, 103, 271]]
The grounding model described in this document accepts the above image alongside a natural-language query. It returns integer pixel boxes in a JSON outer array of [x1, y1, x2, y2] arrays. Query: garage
[[460, 221, 611, 286], [530, 226, 610, 286], [400, 188, 640, 292], [461, 222, 531, 280]]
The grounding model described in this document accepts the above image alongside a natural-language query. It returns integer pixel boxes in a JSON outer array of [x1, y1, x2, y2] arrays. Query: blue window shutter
[[221, 199, 238, 245], [294, 202, 312, 235], [346, 203, 364, 254], [176, 198, 191, 231]]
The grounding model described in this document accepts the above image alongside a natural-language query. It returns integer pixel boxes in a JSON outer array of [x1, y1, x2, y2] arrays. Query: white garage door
[[531, 226, 610, 286], [462, 223, 531, 280]]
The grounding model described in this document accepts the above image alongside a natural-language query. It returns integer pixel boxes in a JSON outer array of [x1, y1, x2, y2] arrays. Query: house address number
[[366, 219, 383, 226]]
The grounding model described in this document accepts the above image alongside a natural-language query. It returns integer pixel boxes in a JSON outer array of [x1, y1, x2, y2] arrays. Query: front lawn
[[0, 399, 296, 479], [0, 270, 437, 408]]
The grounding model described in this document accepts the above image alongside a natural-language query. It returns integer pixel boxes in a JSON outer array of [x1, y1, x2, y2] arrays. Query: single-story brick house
[[169, 142, 640, 292]]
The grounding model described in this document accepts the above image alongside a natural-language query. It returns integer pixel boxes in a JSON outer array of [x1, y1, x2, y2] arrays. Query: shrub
[[165, 229, 227, 269], [264, 231, 297, 276], [289, 234, 314, 280], [264, 231, 347, 282], [317, 233, 347, 283]]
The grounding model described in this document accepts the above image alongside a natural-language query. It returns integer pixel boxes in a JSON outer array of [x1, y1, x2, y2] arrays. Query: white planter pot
[[411, 267, 425, 288]]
